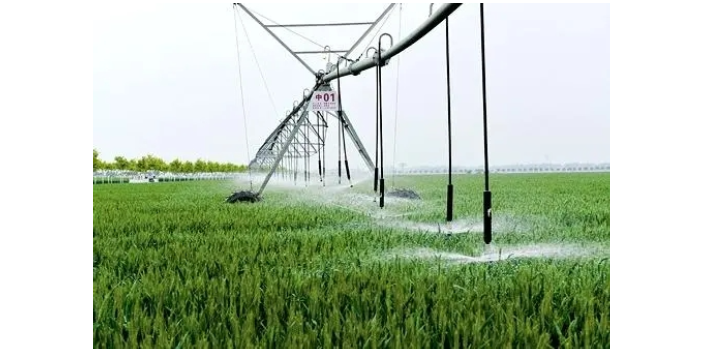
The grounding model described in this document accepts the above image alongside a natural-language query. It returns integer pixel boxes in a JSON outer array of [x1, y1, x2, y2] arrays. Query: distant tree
[[206, 161, 219, 172], [128, 159, 138, 171], [169, 158, 183, 172], [94, 148, 249, 173], [182, 160, 195, 173], [194, 159, 207, 172], [114, 156, 130, 170], [93, 149, 103, 171], [135, 157, 147, 171]]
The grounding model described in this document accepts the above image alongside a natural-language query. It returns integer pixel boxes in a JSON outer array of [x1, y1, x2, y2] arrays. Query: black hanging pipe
[[445, 18, 454, 223], [307, 122, 311, 184], [308, 147, 311, 184], [322, 112, 326, 186], [295, 144, 300, 185], [373, 49, 380, 194], [305, 115, 309, 185], [278, 150, 282, 180], [337, 133, 342, 185], [377, 62, 385, 207], [343, 134, 351, 185], [378, 34, 393, 209], [317, 112, 323, 182], [480, 3, 492, 244], [299, 95, 310, 186], [336, 64, 352, 186], [284, 137, 288, 178], [278, 131, 286, 180], [338, 124, 342, 184], [280, 131, 285, 180], [337, 82, 342, 185]]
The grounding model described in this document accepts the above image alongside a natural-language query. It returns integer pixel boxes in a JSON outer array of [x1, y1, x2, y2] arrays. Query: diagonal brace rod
[[257, 111, 311, 195], [235, 3, 317, 76], [338, 111, 375, 173]]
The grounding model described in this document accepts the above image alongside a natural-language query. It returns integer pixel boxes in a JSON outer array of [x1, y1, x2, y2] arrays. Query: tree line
[[93, 149, 247, 173]]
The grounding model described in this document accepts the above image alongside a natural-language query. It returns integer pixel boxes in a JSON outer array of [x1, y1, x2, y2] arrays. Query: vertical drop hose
[[377, 46, 386, 208], [317, 112, 322, 182], [336, 64, 353, 186], [445, 18, 454, 223], [480, 3, 492, 244], [337, 71, 342, 185], [374, 58, 380, 194]]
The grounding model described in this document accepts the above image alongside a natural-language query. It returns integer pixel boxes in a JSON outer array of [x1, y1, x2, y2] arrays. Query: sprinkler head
[[445, 221, 454, 238]]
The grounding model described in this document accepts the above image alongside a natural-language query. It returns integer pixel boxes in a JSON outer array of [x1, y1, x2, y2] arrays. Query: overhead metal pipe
[[321, 3, 461, 83], [249, 3, 461, 169]]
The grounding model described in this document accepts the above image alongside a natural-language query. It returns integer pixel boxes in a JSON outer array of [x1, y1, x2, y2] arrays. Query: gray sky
[[94, 3, 609, 168]]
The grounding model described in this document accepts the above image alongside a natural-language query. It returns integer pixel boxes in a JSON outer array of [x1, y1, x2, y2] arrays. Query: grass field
[[93, 172, 610, 348]]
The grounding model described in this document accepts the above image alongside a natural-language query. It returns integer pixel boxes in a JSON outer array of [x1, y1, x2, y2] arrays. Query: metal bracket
[[377, 33, 394, 67], [323, 45, 332, 63]]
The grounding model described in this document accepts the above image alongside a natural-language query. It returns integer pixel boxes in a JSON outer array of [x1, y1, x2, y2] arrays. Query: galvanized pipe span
[[321, 3, 462, 83], [278, 3, 460, 126], [250, 3, 462, 168]]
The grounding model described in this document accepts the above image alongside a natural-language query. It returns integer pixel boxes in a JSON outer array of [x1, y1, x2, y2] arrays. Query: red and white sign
[[309, 90, 339, 111]]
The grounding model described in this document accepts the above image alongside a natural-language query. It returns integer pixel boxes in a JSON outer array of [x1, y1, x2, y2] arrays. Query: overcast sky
[[94, 2, 609, 168]]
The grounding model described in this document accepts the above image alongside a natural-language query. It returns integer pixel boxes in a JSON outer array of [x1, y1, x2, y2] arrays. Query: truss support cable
[[235, 8, 279, 119], [445, 18, 454, 223], [480, 3, 492, 245], [233, 5, 253, 191], [359, 7, 397, 61], [391, 4, 403, 188], [246, 6, 355, 63]]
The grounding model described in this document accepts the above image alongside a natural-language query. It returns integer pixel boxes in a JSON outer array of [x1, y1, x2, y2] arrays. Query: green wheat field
[[93, 172, 610, 348]]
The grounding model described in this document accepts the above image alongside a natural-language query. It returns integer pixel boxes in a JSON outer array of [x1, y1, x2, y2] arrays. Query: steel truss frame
[[234, 3, 462, 196]]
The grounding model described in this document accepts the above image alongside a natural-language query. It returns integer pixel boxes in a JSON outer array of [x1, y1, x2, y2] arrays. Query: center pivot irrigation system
[[230, 3, 494, 244]]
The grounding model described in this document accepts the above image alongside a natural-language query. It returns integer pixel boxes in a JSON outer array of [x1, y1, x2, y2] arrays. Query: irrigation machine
[[226, 3, 493, 244]]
